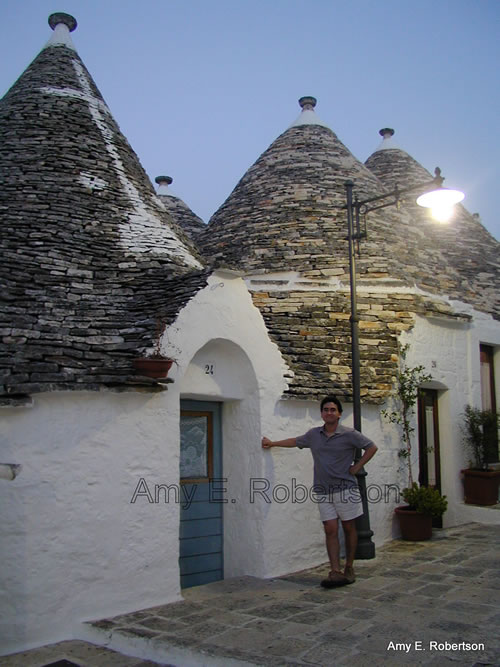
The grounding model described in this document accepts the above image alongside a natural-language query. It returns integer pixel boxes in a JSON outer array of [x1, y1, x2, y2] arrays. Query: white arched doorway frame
[[179, 337, 266, 579], [162, 271, 289, 579]]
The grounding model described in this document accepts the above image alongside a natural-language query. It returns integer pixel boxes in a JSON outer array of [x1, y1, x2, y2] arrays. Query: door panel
[[179, 400, 223, 589], [180, 518, 221, 540], [180, 535, 222, 558], [180, 501, 222, 521]]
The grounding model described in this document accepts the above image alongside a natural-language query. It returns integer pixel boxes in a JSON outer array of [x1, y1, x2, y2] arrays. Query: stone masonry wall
[[252, 287, 470, 402]]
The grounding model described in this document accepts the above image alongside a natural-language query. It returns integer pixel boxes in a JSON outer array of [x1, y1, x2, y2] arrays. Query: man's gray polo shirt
[[296, 423, 375, 491]]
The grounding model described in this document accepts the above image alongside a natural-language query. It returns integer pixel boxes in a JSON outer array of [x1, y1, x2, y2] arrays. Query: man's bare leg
[[341, 519, 357, 566], [323, 518, 341, 572], [341, 518, 357, 583], [320, 519, 349, 587]]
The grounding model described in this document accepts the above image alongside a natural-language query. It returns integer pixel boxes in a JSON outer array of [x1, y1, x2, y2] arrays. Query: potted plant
[[382, 344, 447, 540], [461, 405, 500, 506], [133, 319, 175, 379], [397, 483, 448, 540]]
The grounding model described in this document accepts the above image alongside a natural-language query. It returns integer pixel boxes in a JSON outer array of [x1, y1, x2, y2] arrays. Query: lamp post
[[344, 168, 464, 559]]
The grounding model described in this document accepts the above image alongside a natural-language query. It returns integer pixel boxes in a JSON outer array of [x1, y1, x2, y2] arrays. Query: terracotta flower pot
[[462, 469, 500, 506], [133, 357, 173, 379], [395, 505, 432, 541]]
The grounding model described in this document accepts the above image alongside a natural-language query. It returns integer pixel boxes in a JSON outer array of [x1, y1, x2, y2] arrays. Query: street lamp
[[344, 168, 464, 559], [416, 172, 464, 222]]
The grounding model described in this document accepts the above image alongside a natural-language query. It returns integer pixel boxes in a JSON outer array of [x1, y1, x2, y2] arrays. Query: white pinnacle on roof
[[289, 96, 331, 129], [155, 175, 175, 197], [373, 127, 403, 152], [44, 13, 77, 51]]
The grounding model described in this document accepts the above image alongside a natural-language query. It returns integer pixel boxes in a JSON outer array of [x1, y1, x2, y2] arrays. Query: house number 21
[[204, 363, 215, 376]]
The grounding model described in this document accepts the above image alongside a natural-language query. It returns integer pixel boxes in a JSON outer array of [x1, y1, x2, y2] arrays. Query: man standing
[[262, 395, 377, 587]]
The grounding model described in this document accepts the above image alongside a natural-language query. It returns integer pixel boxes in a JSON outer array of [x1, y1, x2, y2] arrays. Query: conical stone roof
[[0, 14, 208, 399], [198, 97, 398, 280], [365, 129, 500, 319], [364, 128, 432, 190], [155, 176, 206, 240]]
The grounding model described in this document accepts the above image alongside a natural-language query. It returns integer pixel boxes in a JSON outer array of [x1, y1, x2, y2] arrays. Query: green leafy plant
[[381, 343, 432, 487], [462, 405, 500, 471], [402, 483, 448, 518]]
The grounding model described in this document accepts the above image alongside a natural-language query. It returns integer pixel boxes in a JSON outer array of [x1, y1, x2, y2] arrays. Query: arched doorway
[[178, 338, 262, 587]]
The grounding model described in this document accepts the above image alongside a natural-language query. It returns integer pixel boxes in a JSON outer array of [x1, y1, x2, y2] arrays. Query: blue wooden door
[[179, 400, 223, 588]]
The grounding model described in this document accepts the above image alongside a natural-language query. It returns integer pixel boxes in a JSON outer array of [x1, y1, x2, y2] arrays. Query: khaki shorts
[[317, 488, 363, 522]]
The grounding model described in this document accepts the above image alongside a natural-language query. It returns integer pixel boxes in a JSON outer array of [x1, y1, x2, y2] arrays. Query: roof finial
[[155, 175, 174, 196], [374, 127, 401, 152], [155, 176, 173, 186], [48, 13, 77, 32], [290, 96, 329, 129], [298, 96, 317, 111], [45, 13, 77, 50]]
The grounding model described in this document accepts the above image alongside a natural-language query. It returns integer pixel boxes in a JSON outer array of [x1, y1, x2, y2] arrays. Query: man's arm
[[262, 436, 297, 449], [349, 445, 378, 475]]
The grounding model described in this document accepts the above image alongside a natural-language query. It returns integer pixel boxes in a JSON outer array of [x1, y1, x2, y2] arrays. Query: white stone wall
[[401, 307, 500, 527], [0, 390, 182, 654]]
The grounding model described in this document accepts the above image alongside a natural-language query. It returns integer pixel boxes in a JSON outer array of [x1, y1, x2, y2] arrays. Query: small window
[[180, 411, 214, 483]]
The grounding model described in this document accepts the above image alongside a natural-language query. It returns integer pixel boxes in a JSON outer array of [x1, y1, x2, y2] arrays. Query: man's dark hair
[[320, 395, 343, 413]]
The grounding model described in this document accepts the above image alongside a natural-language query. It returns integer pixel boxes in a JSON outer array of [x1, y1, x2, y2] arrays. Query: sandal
[[343, 565, 356, 584], [320, 570, 348, 588]]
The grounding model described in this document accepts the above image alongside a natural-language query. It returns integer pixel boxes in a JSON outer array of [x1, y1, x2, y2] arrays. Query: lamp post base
[[355, 468, 376, 559], [355, 524, 376, 559]]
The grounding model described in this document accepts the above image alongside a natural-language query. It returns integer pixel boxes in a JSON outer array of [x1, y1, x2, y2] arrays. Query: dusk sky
[[1, 0, 498, 240]]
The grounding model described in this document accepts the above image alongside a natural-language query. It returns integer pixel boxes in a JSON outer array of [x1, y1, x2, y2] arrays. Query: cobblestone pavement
[[2, 523, 499, 666]]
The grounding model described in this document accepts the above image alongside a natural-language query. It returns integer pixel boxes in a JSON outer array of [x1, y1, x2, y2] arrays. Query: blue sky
[[1, 0, 499, 240]]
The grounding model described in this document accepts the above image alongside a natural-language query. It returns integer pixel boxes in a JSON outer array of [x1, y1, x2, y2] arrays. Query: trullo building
[[1, 13, 499, 655]]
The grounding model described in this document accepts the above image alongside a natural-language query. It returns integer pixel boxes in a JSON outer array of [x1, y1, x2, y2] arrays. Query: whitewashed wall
[[401, 308, 500, 528], [0, 390, 182, 654]]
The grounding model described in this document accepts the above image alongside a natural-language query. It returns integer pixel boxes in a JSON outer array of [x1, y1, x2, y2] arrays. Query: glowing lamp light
[[416, 187, 465, 223]]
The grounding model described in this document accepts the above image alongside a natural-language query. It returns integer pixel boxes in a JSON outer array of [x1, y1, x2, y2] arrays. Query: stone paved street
[[2, 522, 499, 666]]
